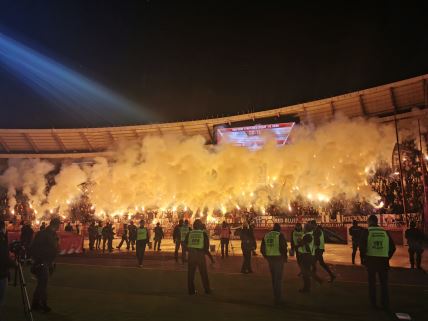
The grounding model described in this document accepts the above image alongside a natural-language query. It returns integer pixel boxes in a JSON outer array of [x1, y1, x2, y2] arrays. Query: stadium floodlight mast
[[0, 32, 156, 124]]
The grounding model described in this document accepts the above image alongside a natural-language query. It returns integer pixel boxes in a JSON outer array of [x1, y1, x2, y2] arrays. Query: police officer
[[261, 223, 288, 305], [101, 223, 109, 252], [359, 214, 396, 310], [297, 223, 322, 293], [291, 223, 304, 270], [240, 222, 255, 273], [96, 222, 103, 250], [88, 221, 97, 251], [405, 221, 425, 271], [136, 220, 150, 267], [349, 220, 364, 264], [128, 221, 137, 251], [180, 220, 191, 263], [153, 222, 164, 251], [64, 222, 73, 232], [30, 218, 60, 313], [107, 222, 115, 252], [117, 223, 129, 250], [20, 221, 34, 261], [249, 223, 258, 256], [185, 219, 212, 295], [173, 219, 183, 262], [311, 221, 336, 282], [220, 221, 231, 258]]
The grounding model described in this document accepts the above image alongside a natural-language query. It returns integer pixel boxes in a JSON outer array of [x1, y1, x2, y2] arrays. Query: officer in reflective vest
[[291, 223, 304, 268], [359, 215, 395, 310], [180, 220, 191, 263], [311, 220, 335, 283], [297, 223, 322, 293], [185, 219, 212, 295], [136, 220, 150, 267], [261, 223, 288, 305]]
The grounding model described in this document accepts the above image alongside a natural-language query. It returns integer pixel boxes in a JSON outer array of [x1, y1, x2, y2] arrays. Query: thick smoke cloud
[[0, 159, 54, 214], [0, 116, 396, 219]]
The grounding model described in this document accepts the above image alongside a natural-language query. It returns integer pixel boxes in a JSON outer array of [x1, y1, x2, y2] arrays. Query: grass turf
[[2, 263, 427, 321]]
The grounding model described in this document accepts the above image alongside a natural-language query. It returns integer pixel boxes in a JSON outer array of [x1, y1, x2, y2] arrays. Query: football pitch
[[2, 259, 427, 321]]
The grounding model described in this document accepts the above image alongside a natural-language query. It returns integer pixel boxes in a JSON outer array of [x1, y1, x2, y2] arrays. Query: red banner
[[7, 231, 83, 255], [57, 232, 84, 254]]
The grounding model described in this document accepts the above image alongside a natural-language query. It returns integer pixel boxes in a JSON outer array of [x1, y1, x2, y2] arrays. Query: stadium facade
[[0, 74, 427, 159]]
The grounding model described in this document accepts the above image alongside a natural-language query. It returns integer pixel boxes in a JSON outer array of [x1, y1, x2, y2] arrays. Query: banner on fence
[[7, 231, 83, 255]]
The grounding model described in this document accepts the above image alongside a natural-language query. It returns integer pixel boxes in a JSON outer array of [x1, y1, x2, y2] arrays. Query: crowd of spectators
[[370, 140, 425, 214]]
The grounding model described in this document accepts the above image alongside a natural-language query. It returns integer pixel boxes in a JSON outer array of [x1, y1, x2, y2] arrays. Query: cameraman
[[0, 220, 15, 313], [30, 218, 60, 313]]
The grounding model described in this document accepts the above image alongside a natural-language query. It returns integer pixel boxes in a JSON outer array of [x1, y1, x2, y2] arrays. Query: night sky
[[0, 1, 428, 128]]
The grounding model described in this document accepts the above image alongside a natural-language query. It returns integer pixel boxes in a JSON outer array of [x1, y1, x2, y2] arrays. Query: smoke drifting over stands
[[0, 116, 425, 224]]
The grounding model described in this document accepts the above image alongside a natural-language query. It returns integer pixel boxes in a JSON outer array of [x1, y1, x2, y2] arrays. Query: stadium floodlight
[[0, 32, 156, 124]]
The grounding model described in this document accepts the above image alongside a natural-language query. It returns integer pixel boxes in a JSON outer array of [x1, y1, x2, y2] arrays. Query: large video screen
[[215, 122, 295, 150]]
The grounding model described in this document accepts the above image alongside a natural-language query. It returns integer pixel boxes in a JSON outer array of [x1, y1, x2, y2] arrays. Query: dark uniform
[[249, 224, 258, 256], [101, 225, 109, 252], [88, 222, 97, 251], [153, 223, 164, 251], [117, 223, 130, 250], [30, 219, 60, 312], [128, 222, 137, 251], [359, 216, 395, 310], [173, 221, 183, 262], [64, 223, 73, 232], [20, 223, 34, 260], [107, 223, 115, 252], [405, 222, 424, 270], [349, 220, 364, 264], [95, 223, 103, 250], [261, 224, 288, 305], [312, 224, 335, 282], [185, 221, 211, 295], [136, 221, 149, 266], [240, 225, 256, 273]]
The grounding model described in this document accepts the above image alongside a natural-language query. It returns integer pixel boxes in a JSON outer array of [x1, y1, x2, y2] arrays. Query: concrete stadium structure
[[1, 74, 427, 159]]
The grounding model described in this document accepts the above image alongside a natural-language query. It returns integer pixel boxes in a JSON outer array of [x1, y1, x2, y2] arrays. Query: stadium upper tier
[[1, 74, 427, 158]]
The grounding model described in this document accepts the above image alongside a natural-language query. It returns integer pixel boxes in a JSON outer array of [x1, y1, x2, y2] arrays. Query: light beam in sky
[[0, 32, 156, 124]]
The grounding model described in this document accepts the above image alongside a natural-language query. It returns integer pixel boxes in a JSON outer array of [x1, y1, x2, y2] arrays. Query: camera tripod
[[13, 255, 34, 321], [215, 239, 236, 257]]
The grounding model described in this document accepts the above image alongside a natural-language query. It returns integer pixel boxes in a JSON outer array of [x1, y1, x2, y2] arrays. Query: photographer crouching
[[30, 218, 60, 313], [0, 220, 15, 317]]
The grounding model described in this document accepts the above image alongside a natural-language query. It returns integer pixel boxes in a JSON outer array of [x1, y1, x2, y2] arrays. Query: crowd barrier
[[7, 231, 84, 255]]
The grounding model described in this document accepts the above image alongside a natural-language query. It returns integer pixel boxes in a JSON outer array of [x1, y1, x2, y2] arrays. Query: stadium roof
[[1, 74, 427, 158]]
